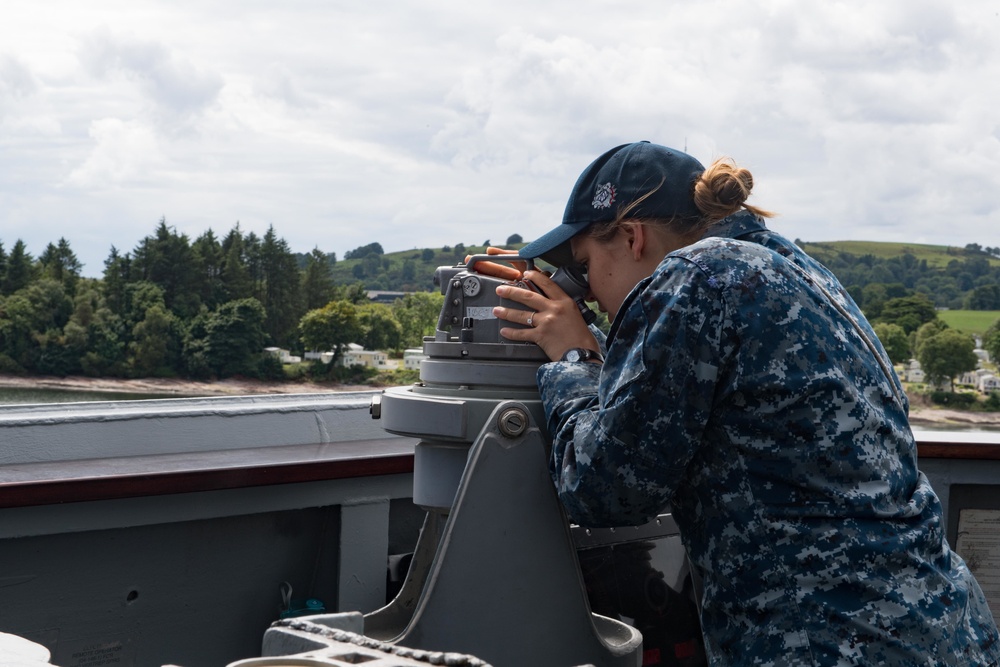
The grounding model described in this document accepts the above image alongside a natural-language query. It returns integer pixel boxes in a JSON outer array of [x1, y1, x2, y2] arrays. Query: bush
[[283, 363, 310, 380], [330, 364, 380, 384], [929, 391, 979, 408], [0, 353, 25, 375], [985, 391, 1000, 412], [373, 368, 420, 386], [307, 359, 332, 379], [257, 354, 286, 381]]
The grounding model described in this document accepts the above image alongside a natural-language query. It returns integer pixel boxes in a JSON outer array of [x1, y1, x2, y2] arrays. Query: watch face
[[566, 349, 583, 362]]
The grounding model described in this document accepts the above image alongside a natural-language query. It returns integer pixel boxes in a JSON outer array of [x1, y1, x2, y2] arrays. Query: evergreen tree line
[[0, 219, 443, 381], [2, 221, 999, 385]]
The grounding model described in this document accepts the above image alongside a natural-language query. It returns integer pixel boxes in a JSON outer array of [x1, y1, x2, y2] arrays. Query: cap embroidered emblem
[[592, 182, 616, 209]]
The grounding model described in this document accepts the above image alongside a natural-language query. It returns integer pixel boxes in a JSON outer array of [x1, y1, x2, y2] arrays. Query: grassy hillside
[[326, 239, 1000, 299], [936, 310, 1000, 335], [798, 240, 1000, 269], [329, 243, 527, 292]]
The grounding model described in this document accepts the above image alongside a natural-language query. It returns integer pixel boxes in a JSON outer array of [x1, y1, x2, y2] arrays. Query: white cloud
[[0, 0, 997, 276], [67, 118, 163, 188], [0, 54, 38, 100], [79, 26, 223, 118]]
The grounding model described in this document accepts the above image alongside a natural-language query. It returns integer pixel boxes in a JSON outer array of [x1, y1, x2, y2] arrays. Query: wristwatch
[[560, 348, 604, 363]]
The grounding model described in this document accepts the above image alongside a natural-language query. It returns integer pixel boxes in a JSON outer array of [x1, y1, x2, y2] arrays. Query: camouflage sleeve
[[538, 260, 727, 528]]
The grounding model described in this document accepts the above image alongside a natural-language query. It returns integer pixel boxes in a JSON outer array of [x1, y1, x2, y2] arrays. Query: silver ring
[[526, 312, 535, 327]]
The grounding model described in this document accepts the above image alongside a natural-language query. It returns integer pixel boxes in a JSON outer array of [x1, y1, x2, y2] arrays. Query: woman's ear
[[623, 222, 646, 261]]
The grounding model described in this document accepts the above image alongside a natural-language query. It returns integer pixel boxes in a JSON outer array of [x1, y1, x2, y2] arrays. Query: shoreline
[[1, 373, 999, 427], [906, 408, 1000, 427], [0, 373, 375, 397]]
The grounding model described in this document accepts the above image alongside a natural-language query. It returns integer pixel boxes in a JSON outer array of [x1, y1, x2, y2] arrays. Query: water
[[2, 386, 998, 434], [0, 386, 198, 405], [912, 422, 1000, 433]]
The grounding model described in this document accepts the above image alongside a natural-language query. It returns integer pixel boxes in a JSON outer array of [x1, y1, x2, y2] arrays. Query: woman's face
[[570, 230, 650, 321]]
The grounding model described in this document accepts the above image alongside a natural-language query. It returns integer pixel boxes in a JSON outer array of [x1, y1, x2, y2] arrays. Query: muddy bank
[[905, 407, 1000, 427], [0, 374, 375, 397], [2, 373, 999, 427]]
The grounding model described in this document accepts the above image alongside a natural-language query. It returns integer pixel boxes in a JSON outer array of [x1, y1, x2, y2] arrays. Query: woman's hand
[[464, 247, 528, 281], [493, 270, 601, 362]]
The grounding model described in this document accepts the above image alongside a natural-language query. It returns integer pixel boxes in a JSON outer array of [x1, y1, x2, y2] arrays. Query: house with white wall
[[338, 343, 388, 369], [979, 374, 1000, 394], [903, 360, 925, 384], [264, 347, 302, 364], [403, 348, 428, 370]]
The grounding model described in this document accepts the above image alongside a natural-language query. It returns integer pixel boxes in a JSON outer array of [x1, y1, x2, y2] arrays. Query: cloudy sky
[[2, 1, 998, 277]]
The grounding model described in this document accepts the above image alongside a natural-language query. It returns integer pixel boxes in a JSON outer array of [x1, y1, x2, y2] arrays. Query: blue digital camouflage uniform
[[538, 211, 1000, 666]]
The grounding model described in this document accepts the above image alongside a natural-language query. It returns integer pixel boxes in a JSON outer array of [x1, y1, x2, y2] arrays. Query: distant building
[[978, 374, 1000, 394], [367, 291, 407, 304], [304, 351, 335, 364], [338, 343, 388, 369], [957, 369, 984, 387], [903, 360, 925, 384], [264, 347, 301, 364], [403, 348, 428, 370]]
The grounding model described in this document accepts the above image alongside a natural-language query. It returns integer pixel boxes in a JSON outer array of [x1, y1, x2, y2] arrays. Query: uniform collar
[[699, 210, 767, 240], [605, 211, 766, 345]]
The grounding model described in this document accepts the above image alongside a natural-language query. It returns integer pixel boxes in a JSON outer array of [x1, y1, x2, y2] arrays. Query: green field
[[799, 240, 1000, 269], [936, 310, 1000, 335]]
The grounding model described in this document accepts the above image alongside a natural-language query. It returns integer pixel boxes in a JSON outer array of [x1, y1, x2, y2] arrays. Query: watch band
[[560, 348, 604, 363]]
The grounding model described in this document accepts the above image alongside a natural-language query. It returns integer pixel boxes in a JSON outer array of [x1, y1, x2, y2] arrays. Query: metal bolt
[[497, 407, 528, 438], [369, 394, 382, 419]]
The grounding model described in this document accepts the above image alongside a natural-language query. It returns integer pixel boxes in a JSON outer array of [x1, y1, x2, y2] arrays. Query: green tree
[[965, 284, 1000, 310], [192, 229, 225, 311], [3, 240, 35, 295], [335, 282, 370, 305], [219, 225, 254, 302], [344, 242, 384, 260], [860, 283, 887, 319], [983, 319, 1000, 368], [38, 238, 82, 295], [184, 298, 267, 378], [401, 259, 416, 282], [877, 293, 937, 334], [128, 304, 180, 377], [258, 226, 304, 347], [34, 327, 79, 376], [299, 300, 362, 362], [0, 279, 74, 371], [358, 303, 402, 352], [506, 233, 523, 245], [130, 219, 201, 318], [301, 247, 334, 311], [392, 292, 445, 348], [102, 247, 132, 316], [80, 307, 128, 377], [121, 281, 168, 333], [913, 319, 949, 358], [872, 323, 910, 364], [917, 329, 978, 391]]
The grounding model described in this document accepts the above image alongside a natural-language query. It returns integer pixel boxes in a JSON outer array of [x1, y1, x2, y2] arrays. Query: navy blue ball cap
[[520, 141, 706, 264]]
